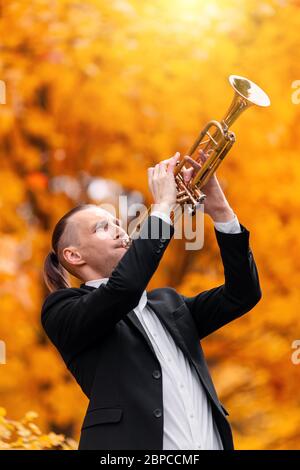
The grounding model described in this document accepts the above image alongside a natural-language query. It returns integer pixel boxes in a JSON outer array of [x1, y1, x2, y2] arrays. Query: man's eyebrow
[[90, 217, 120, 231], [90, 219, 105, 231]]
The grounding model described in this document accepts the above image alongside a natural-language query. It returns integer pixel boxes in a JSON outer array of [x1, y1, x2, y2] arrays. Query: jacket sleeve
[[181, 223, 262, 340], [41, 215, 174, 357]]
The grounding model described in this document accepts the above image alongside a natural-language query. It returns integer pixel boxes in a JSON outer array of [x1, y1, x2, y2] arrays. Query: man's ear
[[62, 246, 85, 267]]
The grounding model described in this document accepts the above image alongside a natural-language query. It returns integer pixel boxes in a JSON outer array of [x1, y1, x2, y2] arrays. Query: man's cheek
[[95, 232, 107, 240]]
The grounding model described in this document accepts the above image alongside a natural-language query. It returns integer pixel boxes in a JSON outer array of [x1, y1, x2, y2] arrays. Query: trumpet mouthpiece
[[121, 237, 132, 249]]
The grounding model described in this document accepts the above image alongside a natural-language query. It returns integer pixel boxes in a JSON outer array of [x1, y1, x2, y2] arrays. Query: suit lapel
[[144, 295, 221, 406], [126, 296, 193, 363], [139, 296, 202, 382], [126, 310, 157, 358], [146, 297, 191, 358]]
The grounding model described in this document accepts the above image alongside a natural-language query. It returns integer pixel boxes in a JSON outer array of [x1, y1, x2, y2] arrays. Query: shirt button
[[153, 408, 162, 418], [190, 413, 194, 419], [152, 370, 161, 379], [197, 445, 202, 449], [155, 249, 161, 254], [167, 357, 172, 362], [179, 383, 184, 389]]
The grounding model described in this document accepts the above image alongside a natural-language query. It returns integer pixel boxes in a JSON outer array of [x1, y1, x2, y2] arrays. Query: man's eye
[[95, 222, 108, 231]]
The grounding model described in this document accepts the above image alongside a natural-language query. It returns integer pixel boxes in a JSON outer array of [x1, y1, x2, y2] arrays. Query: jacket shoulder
[[148, 286, 185, 309], [148, 286, 179, 297]]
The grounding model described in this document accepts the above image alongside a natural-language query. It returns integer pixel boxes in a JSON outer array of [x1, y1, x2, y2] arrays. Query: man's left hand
[[181, 149, 235, 222]]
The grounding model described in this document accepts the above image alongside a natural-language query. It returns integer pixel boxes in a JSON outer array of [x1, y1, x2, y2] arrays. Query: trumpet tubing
[[174, 75, 270, 216], [129, 75, 270, 239]]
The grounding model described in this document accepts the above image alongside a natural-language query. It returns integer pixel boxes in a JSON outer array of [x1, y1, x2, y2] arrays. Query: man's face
[[65, 207, 130, 279]]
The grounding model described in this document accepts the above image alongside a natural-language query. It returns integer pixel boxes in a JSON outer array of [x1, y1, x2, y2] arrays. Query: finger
[[167, 151, 180, 174], [159, 161, 167, 177], [147, 167, 154, 193], [161, 151, 180, 166], [153, 163, 160, 180], [183, 155, 202, 171], [182, 167, 194, 183], [160, 157, 172, 165]]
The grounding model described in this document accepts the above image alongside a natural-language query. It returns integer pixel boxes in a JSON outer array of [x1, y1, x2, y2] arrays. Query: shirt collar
[[85, 278, 148, 311], [85, 277, 110, 289]]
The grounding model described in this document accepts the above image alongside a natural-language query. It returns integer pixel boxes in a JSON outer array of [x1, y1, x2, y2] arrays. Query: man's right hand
[[147, 152, 180, 212]]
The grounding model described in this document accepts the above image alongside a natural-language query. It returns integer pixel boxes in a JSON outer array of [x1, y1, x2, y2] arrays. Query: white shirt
[[86, 211, 241, 450]]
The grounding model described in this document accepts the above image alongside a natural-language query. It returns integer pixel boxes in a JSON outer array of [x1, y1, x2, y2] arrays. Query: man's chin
[[117, 245, 128, 252], [114, 247, 127, 264], [111, 251, 125, 272]]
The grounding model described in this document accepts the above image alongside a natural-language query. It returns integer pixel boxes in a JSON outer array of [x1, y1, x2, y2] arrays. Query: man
[[41, 151, 262, 450]]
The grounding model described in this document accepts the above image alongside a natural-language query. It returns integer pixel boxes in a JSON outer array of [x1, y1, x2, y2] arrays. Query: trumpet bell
[[229, 75, 271, 107]]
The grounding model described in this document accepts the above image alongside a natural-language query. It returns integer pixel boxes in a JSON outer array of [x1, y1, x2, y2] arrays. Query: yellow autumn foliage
[[0, 407, 76, 450], [0, 0, 300, 450]]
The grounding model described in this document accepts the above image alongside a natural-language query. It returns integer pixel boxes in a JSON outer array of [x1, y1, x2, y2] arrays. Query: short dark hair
[[43, 204, 96, 292]]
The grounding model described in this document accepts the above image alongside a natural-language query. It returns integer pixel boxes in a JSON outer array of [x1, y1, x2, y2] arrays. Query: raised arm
[[41, 153, 180, 358], [182, 223, 262, 340]]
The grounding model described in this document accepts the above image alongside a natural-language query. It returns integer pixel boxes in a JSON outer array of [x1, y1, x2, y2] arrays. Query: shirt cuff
[[151, 210, 172, 226], [213, 213, 241, 234]]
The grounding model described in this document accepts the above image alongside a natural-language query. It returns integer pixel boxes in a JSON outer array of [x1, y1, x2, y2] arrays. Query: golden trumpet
[[129, 75, 270, 239]]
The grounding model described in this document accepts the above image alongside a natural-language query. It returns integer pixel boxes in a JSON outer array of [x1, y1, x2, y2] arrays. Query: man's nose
[[114, 224, 127, 239]]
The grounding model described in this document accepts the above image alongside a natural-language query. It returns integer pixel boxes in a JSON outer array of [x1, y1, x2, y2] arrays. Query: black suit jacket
[[41, 215, 262, 450]]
